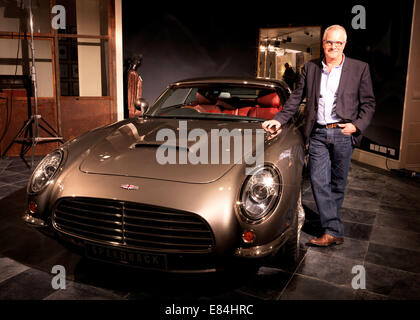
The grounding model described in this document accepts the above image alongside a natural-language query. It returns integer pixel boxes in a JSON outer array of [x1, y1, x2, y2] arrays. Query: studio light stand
[[2, 0, 64, 167]]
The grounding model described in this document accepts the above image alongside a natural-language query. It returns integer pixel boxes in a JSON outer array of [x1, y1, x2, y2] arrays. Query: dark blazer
[[274, 57, 376, 146]]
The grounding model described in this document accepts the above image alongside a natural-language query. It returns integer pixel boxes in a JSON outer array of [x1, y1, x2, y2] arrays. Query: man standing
[[283, 63, 296, 90], [262, 25, 375, 246]]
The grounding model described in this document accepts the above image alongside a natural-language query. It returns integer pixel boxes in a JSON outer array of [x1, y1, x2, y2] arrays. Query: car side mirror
[[134, 98, 149, 114]]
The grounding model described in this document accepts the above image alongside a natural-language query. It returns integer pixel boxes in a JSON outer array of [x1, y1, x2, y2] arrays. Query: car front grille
[[52, 197, 215, 252]]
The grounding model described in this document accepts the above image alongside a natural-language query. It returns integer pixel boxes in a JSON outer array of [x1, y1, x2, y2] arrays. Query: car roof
[[171, 76, 288, 89]]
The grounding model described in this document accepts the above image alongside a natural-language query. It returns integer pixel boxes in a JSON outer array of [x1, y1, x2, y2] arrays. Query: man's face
[[323, 29, 346, 61]]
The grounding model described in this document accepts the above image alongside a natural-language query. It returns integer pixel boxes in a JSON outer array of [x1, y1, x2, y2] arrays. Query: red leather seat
[[221, 107, 252, 116], [219, 97, 253, 117], [194, 105, 221, 113], [192, 92, 221, 113], [217, 99, 235, 115], [221, 109, 235, 115], [248, 92, 282, 119]]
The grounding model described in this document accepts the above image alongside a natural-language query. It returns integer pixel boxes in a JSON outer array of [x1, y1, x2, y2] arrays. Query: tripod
[[2, 0, 64, 168]]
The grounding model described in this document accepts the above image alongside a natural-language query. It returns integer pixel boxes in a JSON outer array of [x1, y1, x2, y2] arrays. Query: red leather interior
[[221, 107, 252, 116], [194, 105, 222, 113], [248, 107, 280, 119], [238, 107, 252, 116], [248, 92, 282, 119], [191, 92, 221, 113], [191, 91, 282, 119], [257, 92, 281, 108], [195, 92, 213, 105]]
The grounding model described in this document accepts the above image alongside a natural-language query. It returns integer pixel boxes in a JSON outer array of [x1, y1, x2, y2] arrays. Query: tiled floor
[[0, 156, 419, 300]]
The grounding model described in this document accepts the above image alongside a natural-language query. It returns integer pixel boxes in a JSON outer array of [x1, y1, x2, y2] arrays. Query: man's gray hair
[[323, 25, 347, 41]]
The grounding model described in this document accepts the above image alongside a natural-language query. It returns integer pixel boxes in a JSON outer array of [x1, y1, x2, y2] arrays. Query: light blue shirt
[[317, 54, 345, 125]]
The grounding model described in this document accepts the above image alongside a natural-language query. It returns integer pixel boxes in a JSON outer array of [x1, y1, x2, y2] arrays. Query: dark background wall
[[122, 0, 414, 157]]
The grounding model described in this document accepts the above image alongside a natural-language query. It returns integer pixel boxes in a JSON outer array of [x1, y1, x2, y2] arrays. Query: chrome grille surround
[[52, 197, 215, 253]]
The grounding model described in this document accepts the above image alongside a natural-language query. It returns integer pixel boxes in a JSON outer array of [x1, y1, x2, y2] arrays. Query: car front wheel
[[280, 194, 303, 267], [282, 219, 300, 266]]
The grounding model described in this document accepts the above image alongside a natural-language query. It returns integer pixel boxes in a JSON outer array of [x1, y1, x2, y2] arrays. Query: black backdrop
[[122, 0, 414, 157]]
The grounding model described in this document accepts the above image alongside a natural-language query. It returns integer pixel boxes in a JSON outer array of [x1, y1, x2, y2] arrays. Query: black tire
[[283, 220, 300, 266], [282, 190, 304, 267]]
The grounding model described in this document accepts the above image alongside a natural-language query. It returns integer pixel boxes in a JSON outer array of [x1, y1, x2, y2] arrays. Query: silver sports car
[[23, 77, 305, 272]]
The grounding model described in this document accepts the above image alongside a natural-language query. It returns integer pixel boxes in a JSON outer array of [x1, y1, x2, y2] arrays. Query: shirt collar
[[322, 54, 345, 71]]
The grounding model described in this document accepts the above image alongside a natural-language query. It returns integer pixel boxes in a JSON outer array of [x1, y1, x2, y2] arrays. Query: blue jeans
[[308, 127, 354, 238]]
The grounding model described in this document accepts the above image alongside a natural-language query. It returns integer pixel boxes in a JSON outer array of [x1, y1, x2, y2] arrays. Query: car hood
[[79, 117, 267, 183]]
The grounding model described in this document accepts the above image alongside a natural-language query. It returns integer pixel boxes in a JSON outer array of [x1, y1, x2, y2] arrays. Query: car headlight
[[30, 150, 63, 193], [239, 166, 281, 221]]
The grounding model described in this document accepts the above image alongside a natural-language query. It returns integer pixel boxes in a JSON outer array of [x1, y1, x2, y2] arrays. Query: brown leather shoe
[[308, 233, 344, 247]]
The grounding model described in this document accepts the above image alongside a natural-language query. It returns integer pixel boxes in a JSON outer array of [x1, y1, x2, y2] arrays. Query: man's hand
[[262, 120, 282, 134], [338, 123, 357, 136]]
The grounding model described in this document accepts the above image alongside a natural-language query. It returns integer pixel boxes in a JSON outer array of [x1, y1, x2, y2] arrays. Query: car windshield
[[146, 84, 284, 121]]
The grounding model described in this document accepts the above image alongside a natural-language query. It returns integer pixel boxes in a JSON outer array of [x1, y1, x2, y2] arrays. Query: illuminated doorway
[[257, 26, 321, 88]]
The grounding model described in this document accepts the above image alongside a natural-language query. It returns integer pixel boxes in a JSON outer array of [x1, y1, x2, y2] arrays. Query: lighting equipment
[[2, 0, 64, 167]]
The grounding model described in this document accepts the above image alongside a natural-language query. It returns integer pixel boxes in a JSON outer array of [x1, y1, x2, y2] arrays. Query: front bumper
[[22, 212, 293, 273], [22, 212, 47, 227], [234, 226, 293, 258]]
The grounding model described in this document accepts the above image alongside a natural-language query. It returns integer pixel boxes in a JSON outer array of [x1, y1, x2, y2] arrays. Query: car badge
[[120, 184, 139, 190]]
